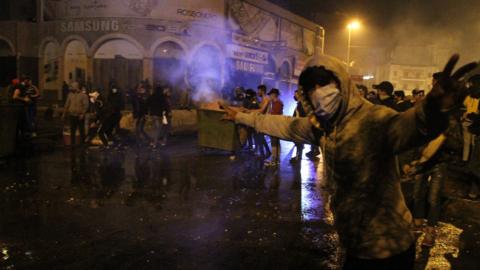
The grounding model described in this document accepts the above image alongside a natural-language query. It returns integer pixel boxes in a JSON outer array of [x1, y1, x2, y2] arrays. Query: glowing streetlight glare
[[347, 20, 361, 30]]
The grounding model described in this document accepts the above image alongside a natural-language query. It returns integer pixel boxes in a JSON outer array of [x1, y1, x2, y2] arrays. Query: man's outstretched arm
[[234, 112, 317, 145]]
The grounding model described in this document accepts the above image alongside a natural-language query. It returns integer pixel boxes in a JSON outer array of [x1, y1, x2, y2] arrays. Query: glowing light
[[363, 75, 374, 80], [347, 20, 361, 30], [2, 247, 9, 261]]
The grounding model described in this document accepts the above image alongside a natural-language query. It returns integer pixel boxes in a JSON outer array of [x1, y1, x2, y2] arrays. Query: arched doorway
[[64, 40, 87, 85], [0, 38, 16, 87], [153, 41, 186, 103], [153, 41, 186, 86], [93, 39, 143, 93], [188, 45, 223, 102]]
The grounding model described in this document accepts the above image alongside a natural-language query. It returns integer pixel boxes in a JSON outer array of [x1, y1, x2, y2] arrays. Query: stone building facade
[[0, 0, 324, 102]]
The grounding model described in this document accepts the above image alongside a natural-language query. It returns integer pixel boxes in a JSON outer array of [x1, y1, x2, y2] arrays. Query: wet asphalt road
[[0, 136, 479, 270]]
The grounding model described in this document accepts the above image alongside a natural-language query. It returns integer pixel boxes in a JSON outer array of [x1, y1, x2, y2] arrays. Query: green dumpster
[[0, 105, 19, 157], [198, 108, 241, 151]]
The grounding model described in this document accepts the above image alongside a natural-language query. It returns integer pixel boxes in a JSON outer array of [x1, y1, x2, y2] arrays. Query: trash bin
[[0, 105, 20, 157], [198, 108, 241, 151]]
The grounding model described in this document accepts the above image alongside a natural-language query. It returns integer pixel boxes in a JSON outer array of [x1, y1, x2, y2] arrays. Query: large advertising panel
[[45, 0, 225, 25]]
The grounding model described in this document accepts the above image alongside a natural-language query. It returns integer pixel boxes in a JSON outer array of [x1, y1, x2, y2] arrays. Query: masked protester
[[223, 54, 477, 270]]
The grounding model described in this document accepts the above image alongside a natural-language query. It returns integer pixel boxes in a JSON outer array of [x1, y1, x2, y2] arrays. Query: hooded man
[[222, 54, 476, 269]]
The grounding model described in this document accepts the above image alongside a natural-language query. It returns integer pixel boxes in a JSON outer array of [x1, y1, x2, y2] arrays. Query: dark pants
[[69, 115, 85, 146], [255, 133, 270, 156], [343, 244, 415, 270], [135, 115, 151, 143], [413, 163, 445, 227], [99, 114, 120, 146], [16, 105, 28, 139], [26, 104, 37, 133]]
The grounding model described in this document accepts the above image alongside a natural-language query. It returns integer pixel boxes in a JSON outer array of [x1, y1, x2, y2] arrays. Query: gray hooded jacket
[[234, 55, 447, 259]]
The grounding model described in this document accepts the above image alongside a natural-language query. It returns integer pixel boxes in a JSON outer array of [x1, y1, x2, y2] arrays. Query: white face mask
[[310, 83, 342, 120], [112, 88, 118, 94]]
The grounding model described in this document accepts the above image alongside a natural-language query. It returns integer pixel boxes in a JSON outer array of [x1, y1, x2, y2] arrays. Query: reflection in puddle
[[417, 222, 462, 270], [300, 151, 324, 222]]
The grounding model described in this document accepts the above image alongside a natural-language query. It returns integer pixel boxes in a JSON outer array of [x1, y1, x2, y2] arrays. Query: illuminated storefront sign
[[226, 44, 268, 65], [234, 60, 264, 74]]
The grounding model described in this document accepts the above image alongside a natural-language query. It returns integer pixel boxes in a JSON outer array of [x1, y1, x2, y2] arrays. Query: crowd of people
[[61, 80, 174, 150], [227, 84, 321, 166]]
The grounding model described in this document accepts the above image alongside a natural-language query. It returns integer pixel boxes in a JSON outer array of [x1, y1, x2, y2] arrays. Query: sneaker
[[265, 161, 279, 167], [290, 156, 301, 164]]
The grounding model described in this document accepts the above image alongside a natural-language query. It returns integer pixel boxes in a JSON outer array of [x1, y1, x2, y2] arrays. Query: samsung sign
[[60, 20, 120, 33]]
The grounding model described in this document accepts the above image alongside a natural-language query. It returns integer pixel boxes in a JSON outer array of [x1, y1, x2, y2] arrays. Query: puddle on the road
[[416, 222, 462, 270]]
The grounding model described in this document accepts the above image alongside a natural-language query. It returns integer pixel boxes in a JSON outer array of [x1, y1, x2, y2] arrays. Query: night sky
[[269, 0, 480, 61]]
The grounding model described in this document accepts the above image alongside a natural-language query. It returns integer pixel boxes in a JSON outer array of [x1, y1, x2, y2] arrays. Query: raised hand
[[219, 102, 238, 121], [428, 54, 478, 112]]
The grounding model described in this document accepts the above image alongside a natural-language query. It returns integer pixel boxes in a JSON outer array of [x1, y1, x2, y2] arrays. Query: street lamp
[[346, 20, 361, 71]]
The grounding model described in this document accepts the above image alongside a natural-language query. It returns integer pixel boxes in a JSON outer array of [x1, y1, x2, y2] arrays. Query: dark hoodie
[[234, 55, 447, 259]]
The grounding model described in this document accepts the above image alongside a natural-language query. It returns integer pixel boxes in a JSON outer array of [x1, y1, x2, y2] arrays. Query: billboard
[[45, 0, 225, 25]]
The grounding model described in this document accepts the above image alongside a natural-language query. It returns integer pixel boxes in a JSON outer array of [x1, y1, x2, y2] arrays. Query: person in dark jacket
[[98, 87, 124, 149], [222, 54, 477, 270], [243, 89, 259, 151], [131, 82, 151, 144], [149, 86, 172, 147], [394, 90, 413, 112], [290, 89, 307, 163], [373, 81, 396, 109], [12, 77, 31, 139]]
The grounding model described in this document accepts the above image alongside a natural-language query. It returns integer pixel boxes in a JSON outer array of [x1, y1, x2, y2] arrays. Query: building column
[[143, 57, 153, 82], [86, 56, 94, 84], [57, 55, 65, 100], [315, 26, 325, 56]]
